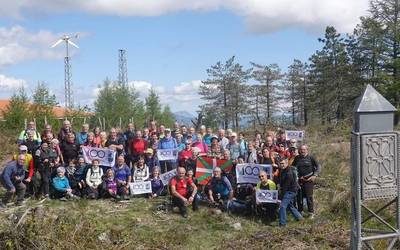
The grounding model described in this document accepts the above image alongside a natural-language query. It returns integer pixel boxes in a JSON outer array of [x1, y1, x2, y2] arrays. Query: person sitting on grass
[[52, 166, 76, 200], [85, 159, 103, 199], [113, 155, 131, 200], [254, 170, 278, 223], [72, 157, 88, 196], [208, 167, 234, 206], [149, 167, 164, 198], [0, 155, 27, 207], [132, 155, 149, 182], [170, 167, 198, 218], [102, 169, 118, 199]]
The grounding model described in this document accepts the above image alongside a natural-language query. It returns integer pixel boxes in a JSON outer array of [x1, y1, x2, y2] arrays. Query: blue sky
[[0, 0, 369, 114]]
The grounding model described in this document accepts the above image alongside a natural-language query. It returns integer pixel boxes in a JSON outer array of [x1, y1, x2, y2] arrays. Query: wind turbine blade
[[51, 39, 63, 48], [68, 40, 79, 49]]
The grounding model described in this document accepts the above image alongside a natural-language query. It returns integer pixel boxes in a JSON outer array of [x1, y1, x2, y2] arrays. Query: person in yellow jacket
[[13, 145, 34, 183], [254, 170, 278, 223]]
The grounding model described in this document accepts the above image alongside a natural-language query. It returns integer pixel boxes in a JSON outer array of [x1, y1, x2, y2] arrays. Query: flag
[[195, 156, 233, 185]]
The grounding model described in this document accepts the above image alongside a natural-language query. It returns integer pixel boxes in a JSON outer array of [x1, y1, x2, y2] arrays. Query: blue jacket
[[53, 176, 70, 192], [0, 160, 25, 190], [158, 136, 177, 150]]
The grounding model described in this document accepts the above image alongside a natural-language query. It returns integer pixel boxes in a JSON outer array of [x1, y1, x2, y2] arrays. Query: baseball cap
[[145, 148, 154, 154]]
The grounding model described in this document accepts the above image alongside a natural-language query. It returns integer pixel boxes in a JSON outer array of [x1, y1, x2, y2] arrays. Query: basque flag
[[195, 156, 233, 185]]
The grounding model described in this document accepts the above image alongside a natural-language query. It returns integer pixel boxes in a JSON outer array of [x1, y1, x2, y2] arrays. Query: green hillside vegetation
[[0, 125, 355, 249]]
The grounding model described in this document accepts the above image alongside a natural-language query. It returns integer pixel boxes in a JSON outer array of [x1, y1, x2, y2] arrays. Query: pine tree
[[31, 81, 57, 128], [2, 88, 30, 129], [145, 88, 162, 123]]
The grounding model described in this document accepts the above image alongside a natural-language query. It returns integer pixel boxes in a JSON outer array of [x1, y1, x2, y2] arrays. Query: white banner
[[236, 164, 273, 184], [157, 148, 179, 161], [256, 190, 279, 203], [285, 130, 305, 141], [160, 169, 177, 185], [129, 181, 152, 195], [82, 146, 116, 167]]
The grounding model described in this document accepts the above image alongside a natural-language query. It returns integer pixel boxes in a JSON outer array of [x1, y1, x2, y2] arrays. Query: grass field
[[0, 125, 354, 249]]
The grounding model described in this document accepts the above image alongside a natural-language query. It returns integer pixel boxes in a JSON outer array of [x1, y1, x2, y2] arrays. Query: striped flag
[[195, 156, 233, 185]]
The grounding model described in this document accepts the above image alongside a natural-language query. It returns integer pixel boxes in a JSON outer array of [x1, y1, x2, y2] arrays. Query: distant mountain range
[[173, 111, 195, 126]]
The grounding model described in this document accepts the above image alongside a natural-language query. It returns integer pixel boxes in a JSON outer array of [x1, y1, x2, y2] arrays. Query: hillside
[[0, 126, 352, 249]]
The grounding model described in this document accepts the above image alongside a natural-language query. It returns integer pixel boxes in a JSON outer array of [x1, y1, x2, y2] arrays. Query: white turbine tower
[[51, 34, 79, 109]]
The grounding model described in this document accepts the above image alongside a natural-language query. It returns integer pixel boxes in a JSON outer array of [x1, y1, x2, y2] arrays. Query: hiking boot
[[123, 195, 130, 200], [15, 200, 24, 206], [59, 197, 68, 201]]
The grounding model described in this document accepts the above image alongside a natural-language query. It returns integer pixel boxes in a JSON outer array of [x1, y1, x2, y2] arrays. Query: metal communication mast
[[118, 49, 128, 86], [51, 34, 79, 109]]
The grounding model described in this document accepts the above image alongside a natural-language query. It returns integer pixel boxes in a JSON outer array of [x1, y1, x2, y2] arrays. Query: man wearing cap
[[0, 154, 27, 207], [13, 145, 34, 184], [158, 128, 178, 173], [18, 121, 41, 145], [144, 148, 159, 173]]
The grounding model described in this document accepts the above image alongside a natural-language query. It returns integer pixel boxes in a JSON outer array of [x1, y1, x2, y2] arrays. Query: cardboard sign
[[157, 148, 179, 161], [285, 130, 305, 141], [82, 146, 116, 167], [236, 164, 273, 184], [160, 169, 177, 185], [129, 181, 152, 195], [255, 189, 279, 203]]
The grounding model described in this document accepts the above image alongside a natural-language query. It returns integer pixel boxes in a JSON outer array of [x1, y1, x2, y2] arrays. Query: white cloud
[[0, 0, 370, 33], [0, 25, 82, 68], [0, 74, 27, 91]]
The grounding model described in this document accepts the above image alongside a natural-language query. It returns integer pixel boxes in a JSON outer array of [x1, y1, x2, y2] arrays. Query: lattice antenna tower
[[51, 34, 79, 109], [118, 49, 128, 87]]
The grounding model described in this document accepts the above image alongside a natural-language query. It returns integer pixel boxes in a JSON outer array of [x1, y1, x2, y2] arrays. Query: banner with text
[[157, 148, 179, 161], [236, 164, 273, 184], [256, 190, 279, 203], [82, 146, 116, 167], [285, 130, 305, 141], [129, 181, 152, 195], [160, 169, 177, 185]]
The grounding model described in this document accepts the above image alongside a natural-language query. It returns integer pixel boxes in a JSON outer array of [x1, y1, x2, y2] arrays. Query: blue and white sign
[[157, 148, 179, 161], [255, 190, 279, 203], [236, 164, 273, 184], [160, 169, 177, 185], [285, 130, 305, 141], [82, 146, 116, 167], [129, 181, 152, 195]]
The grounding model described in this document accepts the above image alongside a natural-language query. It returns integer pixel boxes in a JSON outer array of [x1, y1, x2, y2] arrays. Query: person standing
[[278, 158, 303, 227], [292, 145, 320, 219]]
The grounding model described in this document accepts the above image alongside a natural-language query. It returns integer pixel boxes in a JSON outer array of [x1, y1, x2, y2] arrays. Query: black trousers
[[171, 191, 199, 215], [297, 182, 314, 213]]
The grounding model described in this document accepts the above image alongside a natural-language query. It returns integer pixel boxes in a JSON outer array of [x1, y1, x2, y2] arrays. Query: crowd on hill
[[0, 120, 320, 226]]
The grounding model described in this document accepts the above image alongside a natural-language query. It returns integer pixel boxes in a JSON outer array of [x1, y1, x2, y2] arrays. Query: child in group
[[102, 169, 118, 199], [149, 167, 164, 198]]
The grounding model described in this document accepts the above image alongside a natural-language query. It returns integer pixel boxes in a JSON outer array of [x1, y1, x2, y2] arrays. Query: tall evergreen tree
[[31, 81, 57, 127], [2, 88, 30, 129], [145, 88, 162, 123], [250, 63, 283, 125]]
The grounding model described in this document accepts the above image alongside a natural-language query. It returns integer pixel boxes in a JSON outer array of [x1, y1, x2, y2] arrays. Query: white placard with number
[[157, 148, 179, 161], [256, 189, 279, 203], [160, 169, 177, 185], [129, 181, 152, 195], [82, 146, 116, 167], [285, 130, 305, 141], [236, 164, 273, 184]]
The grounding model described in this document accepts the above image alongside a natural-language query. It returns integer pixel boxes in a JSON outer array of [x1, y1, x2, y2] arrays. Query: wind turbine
[[51, 34, 79, 109]]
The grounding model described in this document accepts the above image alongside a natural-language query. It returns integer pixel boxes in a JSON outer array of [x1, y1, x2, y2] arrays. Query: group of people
[[0, 120, 320, 226]]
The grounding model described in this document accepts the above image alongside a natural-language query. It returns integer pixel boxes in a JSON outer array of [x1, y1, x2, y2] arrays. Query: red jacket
[[131, 138, 148, 156]]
